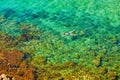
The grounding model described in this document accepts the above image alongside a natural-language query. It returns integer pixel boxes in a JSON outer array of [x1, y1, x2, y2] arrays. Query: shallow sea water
[[0, 0, 120, 80]]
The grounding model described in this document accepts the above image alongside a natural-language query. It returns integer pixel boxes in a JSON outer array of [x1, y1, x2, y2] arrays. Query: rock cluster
[[0, 74, 15, 80]]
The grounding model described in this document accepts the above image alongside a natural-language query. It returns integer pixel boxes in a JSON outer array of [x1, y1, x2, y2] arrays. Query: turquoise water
[[0, 0, 120, 79]]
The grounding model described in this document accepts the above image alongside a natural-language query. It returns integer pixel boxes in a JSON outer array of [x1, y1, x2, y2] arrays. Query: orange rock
[[0, 50, 24, 72], [0, 49, 37, 80]]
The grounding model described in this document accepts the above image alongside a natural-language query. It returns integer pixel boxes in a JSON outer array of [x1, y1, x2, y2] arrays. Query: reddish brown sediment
[[0, 49, 35, 80]]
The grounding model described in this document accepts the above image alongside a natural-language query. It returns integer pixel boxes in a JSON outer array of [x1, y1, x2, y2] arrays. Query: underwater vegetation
[[0, 21, 120, 79], [0, 0, 120, 80]]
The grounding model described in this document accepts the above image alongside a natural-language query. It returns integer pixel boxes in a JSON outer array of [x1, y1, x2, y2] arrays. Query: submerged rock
[[0, 49, 36, 80], [0, 74, 9, 80], [0, 74, 15, 80], [0, 50, 25, 68]]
